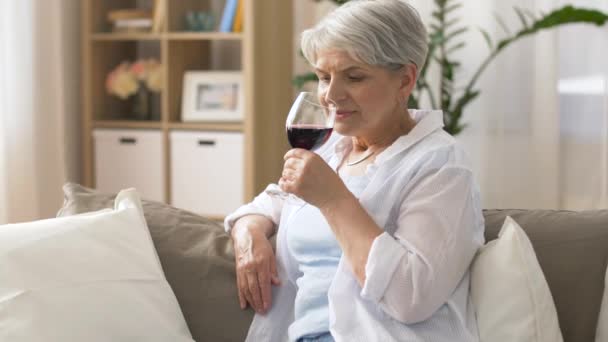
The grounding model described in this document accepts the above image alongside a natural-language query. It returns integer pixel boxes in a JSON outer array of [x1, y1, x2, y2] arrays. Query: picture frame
[[181, 71, 244, 122]]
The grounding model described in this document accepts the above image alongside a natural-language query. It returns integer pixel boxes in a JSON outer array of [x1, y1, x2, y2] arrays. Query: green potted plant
[[295, 0, 608, 135]]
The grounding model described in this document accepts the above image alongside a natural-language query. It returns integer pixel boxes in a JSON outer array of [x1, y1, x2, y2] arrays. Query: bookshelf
[[82, 0, 293, 217]]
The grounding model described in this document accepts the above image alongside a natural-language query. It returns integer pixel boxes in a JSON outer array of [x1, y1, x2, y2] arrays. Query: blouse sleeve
[[223, 184, 286, 234], [360, 149, 484, 324]]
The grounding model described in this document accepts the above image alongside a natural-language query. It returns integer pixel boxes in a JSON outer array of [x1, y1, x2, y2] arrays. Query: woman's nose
[[324, 79, 347, 105]]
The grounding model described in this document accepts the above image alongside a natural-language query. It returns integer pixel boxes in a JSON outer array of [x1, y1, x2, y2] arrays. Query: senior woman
[[224, 1, 484, 341]]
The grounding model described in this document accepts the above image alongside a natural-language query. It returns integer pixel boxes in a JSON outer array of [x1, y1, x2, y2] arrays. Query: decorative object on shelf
[[219, 0, 241, 32], [106, 59, 163, 121], [151, 0, 166, 33], [298, 0, 608, 135], [185, 11, 215, 32], [107, 9, 153, 33], [181, 71, 243, 122], [232, 0, 244, 33]]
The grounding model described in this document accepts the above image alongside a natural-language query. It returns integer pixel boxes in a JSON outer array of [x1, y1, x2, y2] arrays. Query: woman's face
[[314, 49, 413, 140]]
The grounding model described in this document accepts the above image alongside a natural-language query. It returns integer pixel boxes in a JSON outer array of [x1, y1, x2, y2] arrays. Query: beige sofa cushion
[[472, 216, 563, 342], [2, 189, 194, 341], [597, 264, 608, 342], [483, 210, 608, 342], [57, 183, 254, 342]]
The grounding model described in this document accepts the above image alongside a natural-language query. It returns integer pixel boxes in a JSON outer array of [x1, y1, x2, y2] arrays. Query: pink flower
[[130, 61, 147, 80], [106, 61, 138, 99], [106, 59, 163, 98]]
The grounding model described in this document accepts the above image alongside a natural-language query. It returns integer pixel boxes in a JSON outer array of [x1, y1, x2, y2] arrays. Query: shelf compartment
[[91, 33, 161, 41], [166, 40, 242, 123], [88, 0, 156, 34], [93, 120, 162, 129], [166, 32, 243, 41], [90, 40, 162, 121], [167, 0, 221, 33], [168, 122, 244, 132]]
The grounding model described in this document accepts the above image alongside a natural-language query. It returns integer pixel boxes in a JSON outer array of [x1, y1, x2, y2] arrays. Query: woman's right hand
[[231, 218, 280, 314]]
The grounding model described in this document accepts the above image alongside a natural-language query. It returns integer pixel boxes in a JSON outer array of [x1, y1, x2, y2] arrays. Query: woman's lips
[[336, 111, 354, 119]]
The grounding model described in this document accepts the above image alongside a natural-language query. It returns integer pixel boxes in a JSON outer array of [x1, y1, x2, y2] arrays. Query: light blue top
[[286, 174, 370, 340]]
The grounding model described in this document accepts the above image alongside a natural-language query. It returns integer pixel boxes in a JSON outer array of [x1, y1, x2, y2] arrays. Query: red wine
[[287, 124, 333, 150]]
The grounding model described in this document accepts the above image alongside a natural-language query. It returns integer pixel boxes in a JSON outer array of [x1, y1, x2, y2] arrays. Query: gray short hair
[[301, 0, 428, 74]]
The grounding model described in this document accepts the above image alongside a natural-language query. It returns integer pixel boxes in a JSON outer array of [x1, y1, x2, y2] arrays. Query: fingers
[[284, 148, 310, 161], [281, 168, 297, 182], [238, 272, 254, 310], [283, 158, 300, 171], [246, 271, 264, 313], [258, 270, 271, 312], [236, 273, 246, 309], [270, 257, 281, 285], [236, 264, 280, 313]]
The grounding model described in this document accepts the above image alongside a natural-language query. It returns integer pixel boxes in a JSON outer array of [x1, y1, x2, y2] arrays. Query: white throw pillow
[[597, 264, 608, 342], [0, 189, 194, 342], [471, 216, 563, 342]]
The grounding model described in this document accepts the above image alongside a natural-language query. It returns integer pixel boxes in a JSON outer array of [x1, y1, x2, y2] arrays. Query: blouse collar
[[332, 109, 445, 168]]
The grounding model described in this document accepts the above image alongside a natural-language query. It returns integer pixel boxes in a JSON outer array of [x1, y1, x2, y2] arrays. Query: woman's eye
[[318, 75, 330, 82], [348, 75, 364, 81]]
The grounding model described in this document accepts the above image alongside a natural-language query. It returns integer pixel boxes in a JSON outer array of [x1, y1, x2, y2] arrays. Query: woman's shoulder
[[408, 129, 472, 171]]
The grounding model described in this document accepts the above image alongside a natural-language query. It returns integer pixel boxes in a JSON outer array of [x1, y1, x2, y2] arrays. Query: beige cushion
[[471, 216, 563, 342], [597, 265, 608, 342], [483, 209, 608, 342], [2, 189, 193, 341], [57, 183, 253, 342]]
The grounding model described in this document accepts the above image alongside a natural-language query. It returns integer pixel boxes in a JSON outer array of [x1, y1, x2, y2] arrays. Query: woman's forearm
[[231, 214, 276, 241], [319, 194, 383, 286]]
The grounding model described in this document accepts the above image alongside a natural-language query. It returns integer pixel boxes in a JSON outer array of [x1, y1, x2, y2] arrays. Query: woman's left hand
[[279, 148, 351, 208]]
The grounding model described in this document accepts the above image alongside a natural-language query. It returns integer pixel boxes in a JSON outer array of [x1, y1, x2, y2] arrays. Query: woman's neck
[[351, 113, 416, 153]]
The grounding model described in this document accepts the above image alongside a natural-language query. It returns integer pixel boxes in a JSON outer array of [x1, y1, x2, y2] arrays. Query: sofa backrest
[[483, 210, 608, 342]]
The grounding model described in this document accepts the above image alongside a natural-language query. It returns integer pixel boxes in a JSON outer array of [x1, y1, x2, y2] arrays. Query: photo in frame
[[181, 71, 244, 122]]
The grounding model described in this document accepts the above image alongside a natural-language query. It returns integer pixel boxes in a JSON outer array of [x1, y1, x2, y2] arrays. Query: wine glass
[[265, 92, 336, 201]]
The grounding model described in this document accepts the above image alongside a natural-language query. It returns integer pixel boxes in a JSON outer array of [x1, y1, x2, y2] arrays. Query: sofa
[[58, 183, 608, 342]]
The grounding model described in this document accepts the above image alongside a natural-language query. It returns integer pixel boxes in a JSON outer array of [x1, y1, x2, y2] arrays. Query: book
[[232, 0, 243, 33], [107, 9, 152, 22], [151, 0, 166, 33], [114, 19, 153, 28], [219, 0, 239, 32], [112, 19, 153, 33]]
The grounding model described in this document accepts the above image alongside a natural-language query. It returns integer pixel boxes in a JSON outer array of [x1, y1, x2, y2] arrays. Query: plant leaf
[[494, 13, 511, 35], [478, 28, 494, 49], [445, 26, 468, 41], [444, 18, 460, 29], [432, 11, 443, 22], [408, 95, 419, 109], [292, 72, 318, 89], [447, 41, 466, 53], [514, 7, 529, 28], [523, 8, 537, 22], [430, 31, 445, 44], [496, 6, 608, 52], [444, 3, 463, 14]]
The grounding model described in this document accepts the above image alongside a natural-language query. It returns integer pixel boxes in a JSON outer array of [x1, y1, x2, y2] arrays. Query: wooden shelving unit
[[81, 0, 293, 214]]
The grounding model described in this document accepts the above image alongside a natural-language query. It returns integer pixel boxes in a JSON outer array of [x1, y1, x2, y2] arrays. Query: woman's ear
[[399, 63, 418, 96]]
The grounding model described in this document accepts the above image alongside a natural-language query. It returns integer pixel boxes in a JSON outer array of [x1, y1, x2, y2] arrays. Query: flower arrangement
[[106, 58, 162, 99]]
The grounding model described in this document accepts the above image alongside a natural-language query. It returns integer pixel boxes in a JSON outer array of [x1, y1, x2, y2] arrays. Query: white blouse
[[225, 109, 485, 342]]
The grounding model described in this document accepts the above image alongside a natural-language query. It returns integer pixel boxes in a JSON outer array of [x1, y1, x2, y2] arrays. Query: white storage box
[[93, 129, 165, 202], [170, 131, 244, 217]]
